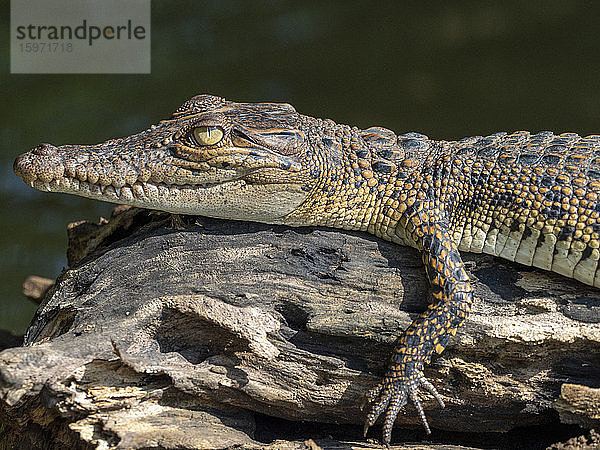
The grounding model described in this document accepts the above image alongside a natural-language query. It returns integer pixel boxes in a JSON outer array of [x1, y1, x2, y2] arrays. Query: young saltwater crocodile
[[13, 95, 600, 444]]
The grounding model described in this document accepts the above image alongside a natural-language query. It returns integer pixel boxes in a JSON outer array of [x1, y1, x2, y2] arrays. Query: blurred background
[[2, 0, 600, 334]]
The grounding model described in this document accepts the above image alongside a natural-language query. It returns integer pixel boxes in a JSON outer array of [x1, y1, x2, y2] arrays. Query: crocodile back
[[444, 131, 600, 286]]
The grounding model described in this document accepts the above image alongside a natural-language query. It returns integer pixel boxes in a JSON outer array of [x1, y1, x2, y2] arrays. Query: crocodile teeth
[[144, 183, 158, 197], [120, 186, 134, 201], [104, 185, 117, 198], [32, 173, 227, 206], [132, 183, 144, 198]]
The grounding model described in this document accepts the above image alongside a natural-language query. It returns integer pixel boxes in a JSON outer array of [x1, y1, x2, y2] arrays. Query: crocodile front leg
[[364, 203, 473, 444]]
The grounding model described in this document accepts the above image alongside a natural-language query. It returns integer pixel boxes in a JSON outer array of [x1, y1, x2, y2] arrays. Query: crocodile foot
[[363, 368, 445, 444]]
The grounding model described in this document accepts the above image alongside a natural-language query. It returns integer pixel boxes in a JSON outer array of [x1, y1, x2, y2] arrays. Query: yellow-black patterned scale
[[290, 126, 600, 287]]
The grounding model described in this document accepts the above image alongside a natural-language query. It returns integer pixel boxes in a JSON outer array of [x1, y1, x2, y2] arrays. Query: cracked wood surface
[[1, 207, 599, 449]]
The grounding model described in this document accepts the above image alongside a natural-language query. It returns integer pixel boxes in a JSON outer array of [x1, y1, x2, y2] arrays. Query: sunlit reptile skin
[[13, 95, 600, 444]]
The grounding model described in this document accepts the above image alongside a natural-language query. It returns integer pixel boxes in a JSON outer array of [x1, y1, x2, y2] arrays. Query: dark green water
[[3, 1, 600, 333]]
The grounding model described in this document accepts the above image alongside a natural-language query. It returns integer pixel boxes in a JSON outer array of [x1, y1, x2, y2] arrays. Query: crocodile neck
[[283, 116, 437, 249]]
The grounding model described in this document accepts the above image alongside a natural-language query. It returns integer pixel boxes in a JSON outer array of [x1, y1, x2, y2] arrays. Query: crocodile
[[13, 94, 600, 444]]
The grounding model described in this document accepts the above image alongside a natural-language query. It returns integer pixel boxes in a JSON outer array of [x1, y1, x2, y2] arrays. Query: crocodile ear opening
[[231, 129, 257, 147], [233, 125, 305, 156]]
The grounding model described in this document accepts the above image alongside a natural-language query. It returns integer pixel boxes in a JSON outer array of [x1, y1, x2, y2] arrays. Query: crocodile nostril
[[31, 143, 58, 156]]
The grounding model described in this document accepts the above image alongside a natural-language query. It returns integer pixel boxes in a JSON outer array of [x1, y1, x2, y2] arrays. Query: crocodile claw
[[363, 370, 445, 444]]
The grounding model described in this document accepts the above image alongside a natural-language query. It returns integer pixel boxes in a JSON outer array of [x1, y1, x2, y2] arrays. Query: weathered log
[[1, 206, 599, 449]]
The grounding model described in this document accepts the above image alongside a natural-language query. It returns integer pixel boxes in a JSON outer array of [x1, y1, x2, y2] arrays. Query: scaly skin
[[14, 95, 600, 444]]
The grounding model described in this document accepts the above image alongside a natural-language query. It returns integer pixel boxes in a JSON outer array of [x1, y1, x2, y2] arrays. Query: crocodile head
[[13, 94, 319, 223]]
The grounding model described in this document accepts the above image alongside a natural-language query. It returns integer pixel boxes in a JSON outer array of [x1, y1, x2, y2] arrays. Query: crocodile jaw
[[27, 176, 305, 220], [14, 141, 309, 222]]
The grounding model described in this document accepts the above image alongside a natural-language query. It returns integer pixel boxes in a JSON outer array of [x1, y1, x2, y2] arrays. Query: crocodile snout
[[14, 143, 63, 184]]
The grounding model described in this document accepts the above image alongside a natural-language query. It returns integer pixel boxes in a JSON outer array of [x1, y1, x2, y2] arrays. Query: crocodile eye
[[192, 126, 224, 146]]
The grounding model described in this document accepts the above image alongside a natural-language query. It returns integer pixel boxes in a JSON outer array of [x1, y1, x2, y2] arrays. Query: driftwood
[[1, 206, 599, 449]]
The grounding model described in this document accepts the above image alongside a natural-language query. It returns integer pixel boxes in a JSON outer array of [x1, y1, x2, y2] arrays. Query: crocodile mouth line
[[29, 176, 244, 204]]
